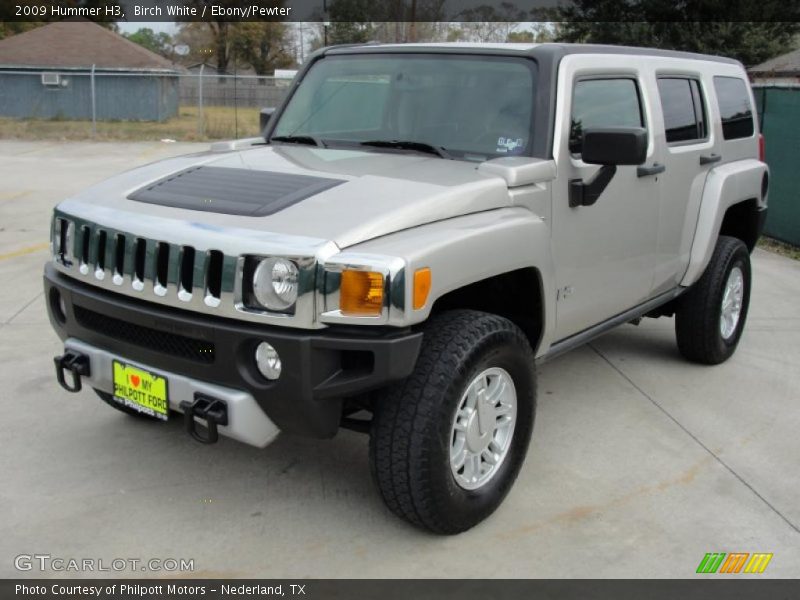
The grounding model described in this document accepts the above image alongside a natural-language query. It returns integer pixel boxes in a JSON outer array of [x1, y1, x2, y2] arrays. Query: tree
[[174, 22, 215, 65], [177, 20, 295, 75], [179, 19, 237, 75], [232, 23, 296, 75], [0, 22, 42, 41], [507, 30, 535, 43], [325, 21, 377, 45], [124, 28, 174, 59], [208, 20, 233, 74], [506, 25, 557, 44], [180, 1, 297, 73], [556, 0, 800, 66], [184, 0, 243, 74], [452, 3, 528, 43], [319, 0, 379, 45]]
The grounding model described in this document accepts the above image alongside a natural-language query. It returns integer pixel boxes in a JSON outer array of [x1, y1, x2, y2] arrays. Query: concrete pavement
[[0, 140, 798, 578]]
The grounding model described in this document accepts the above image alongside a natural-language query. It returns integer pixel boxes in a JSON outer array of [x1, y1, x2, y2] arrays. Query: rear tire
[[369, 310, 536, 534], [94, 389, 160, 420], [675, 236, 751, 364]]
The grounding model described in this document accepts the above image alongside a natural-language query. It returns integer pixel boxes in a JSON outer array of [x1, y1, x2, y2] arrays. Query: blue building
[[0, 21, 181, 122]]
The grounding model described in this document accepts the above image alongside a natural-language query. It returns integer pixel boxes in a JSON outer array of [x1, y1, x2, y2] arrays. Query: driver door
[[551, 64, 660, 341]]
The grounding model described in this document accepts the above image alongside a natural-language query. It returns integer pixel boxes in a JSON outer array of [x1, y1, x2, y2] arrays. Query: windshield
[[271, 54, 537, 161]]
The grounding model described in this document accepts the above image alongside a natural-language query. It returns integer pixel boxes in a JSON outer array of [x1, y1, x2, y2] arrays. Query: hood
[[62, 145, 512, 249]]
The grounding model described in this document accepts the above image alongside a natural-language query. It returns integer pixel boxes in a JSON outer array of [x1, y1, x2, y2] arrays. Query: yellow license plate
[[112, 361, 169, 420]]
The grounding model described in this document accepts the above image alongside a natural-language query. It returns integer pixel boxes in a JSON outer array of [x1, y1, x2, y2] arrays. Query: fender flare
[[346, 208, 557, 355], [681, 159, 767, 287]]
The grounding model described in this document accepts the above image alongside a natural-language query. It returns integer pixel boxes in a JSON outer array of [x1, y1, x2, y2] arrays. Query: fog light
[[255, 341, 281, 380]]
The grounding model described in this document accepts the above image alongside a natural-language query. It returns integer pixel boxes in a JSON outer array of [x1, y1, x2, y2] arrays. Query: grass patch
[[0, 106, 260, 142], [758, 237, 800, 260]]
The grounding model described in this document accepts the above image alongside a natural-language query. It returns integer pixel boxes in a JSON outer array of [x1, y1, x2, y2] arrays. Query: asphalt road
[[1, 140, 798, 578]]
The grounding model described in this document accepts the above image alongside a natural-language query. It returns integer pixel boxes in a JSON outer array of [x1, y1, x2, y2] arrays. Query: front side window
[[272, 54, 537, 161], [569, 78, 644, 154], [657, 77, 707, 143], [713, 76, 754, 140]]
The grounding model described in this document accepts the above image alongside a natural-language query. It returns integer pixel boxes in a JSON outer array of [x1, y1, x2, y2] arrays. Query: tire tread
[[369, 310, 535, 533], [675, 235, 750, 364]]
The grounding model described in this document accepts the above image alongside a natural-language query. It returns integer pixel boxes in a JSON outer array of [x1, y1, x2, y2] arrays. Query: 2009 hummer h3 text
[[45, 43, 768, 533]]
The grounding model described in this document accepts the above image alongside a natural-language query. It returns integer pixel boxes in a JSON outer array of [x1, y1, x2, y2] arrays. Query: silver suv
[[45, 43, 768, 533]]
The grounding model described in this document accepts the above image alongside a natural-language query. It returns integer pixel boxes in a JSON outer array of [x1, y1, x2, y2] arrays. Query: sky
[[117, 22, 179, 35]]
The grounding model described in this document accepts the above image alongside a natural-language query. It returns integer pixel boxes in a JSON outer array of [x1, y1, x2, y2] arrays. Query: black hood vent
[[128, 166, 345, 216]]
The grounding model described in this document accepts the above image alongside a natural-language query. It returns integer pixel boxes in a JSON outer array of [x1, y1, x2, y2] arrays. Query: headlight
[[252, 257, 299, 311]]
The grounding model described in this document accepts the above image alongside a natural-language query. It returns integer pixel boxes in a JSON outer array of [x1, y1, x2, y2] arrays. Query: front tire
[[369, 310, 536, 534], [675, 235, 752, 364]]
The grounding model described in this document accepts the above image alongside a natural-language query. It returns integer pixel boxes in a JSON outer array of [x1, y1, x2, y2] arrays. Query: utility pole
[[409, 0, 417, 43], [323, 0, 329, 46]]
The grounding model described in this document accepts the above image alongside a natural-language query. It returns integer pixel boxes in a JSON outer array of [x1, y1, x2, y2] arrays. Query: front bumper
[[44, 263, 423, 441], [63, 338, 280, 447]]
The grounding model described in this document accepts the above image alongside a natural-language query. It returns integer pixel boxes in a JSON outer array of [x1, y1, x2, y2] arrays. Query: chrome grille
[[50, 200, 340, 329], [54, 214, 235, 311]]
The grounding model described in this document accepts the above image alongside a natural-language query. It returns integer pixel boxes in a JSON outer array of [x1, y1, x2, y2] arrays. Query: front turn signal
[[340, 270, 384, 316]]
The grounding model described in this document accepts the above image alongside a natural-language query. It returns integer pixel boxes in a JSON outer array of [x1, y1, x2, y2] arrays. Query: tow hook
[[54, 352, 90, 393], [180, 393, 228, 444]]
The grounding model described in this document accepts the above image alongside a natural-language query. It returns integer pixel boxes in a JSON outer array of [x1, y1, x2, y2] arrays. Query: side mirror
[[581, 127, 647, 166], [569, 127, 648, 208]]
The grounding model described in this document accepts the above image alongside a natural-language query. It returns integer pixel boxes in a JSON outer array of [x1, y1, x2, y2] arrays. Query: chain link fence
[[0, 69, 292, 141], [754, 83, 800, 246], [5, 71, 796, 246]]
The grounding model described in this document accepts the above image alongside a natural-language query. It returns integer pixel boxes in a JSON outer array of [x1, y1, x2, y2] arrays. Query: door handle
[[699, 153, 722, 165], [636, 163, 666, 178]]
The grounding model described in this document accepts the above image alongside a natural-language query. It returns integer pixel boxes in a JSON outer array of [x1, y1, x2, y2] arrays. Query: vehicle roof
[[325, 42, 741, 66]]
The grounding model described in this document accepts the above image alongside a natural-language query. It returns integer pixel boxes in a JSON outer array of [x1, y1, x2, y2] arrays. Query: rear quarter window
[[657, 78, 707, 143], [713, 76, 754, 140]]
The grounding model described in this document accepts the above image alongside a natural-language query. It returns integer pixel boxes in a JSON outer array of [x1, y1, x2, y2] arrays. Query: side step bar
[[538, 288, 685, 365]]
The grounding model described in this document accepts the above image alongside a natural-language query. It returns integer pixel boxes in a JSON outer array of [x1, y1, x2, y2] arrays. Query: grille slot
[[113, 234, 125, 284], [133, 238, 146, 289], [205, 250, 223, 305], [56, 218, 69, 259], [74, 305, 215, 364], [53, 214, 238, 314], [94, 230, 107, 279], [155, 242, 170, 296], [80, 225, 91, 270], [54, 217, 74, 266], [178, 246, 195, 301]]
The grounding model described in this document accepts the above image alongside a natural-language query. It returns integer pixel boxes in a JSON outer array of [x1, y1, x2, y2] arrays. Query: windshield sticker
[[497, 137, 525, 154]]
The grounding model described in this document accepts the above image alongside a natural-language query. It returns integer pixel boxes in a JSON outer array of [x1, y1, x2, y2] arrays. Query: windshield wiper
[[359, 140, 451, 159], [270, 135, 327, 148]]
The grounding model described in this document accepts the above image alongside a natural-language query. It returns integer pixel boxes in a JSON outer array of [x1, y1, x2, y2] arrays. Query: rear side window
[[657, 78, 707, 143], [569, 78, 644, 154], [713, 76, 754, 140]]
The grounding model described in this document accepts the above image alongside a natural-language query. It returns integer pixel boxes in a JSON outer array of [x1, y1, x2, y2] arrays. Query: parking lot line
[[0, 242, 49, 261], [0, 190, 31, 202], [589, 343, 800, 536]]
